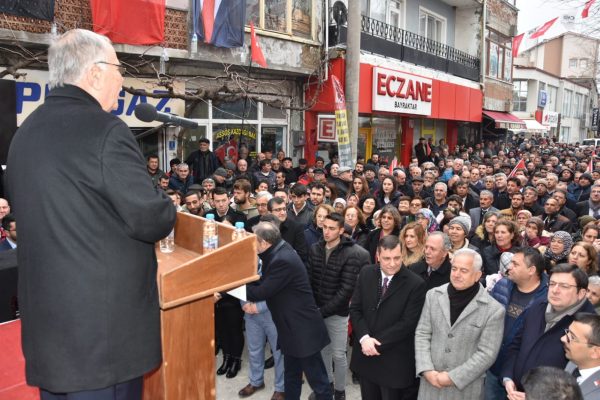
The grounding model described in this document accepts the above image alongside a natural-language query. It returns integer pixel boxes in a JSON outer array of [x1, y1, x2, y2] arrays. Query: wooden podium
[[143, 212, 258, 400]]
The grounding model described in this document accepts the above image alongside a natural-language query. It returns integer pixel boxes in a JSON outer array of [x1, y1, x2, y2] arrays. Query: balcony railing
[[329, 15, 481, 82]]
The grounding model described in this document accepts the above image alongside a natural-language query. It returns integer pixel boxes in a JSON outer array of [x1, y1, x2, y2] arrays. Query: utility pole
[[346, 0, 361, 163]]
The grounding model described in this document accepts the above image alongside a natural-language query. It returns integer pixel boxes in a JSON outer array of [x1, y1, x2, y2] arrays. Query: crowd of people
[[93, 134, 598, 400]]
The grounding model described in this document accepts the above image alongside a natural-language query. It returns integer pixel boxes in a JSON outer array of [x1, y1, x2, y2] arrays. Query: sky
[[515, 0, 598, 51]]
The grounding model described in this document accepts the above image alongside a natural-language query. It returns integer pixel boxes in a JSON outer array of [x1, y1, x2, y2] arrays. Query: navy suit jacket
[[195, 0, 245, 48]]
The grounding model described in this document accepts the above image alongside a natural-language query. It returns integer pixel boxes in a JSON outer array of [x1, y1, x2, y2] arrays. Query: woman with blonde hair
[[399, 222, 426, 268]]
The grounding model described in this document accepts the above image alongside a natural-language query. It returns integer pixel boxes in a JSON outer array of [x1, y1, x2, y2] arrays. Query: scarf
[[544, 297, 587, 332], [417, 208, 440, 233], [543, 231, 573, 262], [448, 283, 480, 325], [589, 199, 600, 218]]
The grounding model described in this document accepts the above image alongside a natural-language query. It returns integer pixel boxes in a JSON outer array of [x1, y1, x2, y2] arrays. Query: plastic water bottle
[[159, 229, 175, 253], [203, 214, 218, 253], [232, 222, 246, 241]]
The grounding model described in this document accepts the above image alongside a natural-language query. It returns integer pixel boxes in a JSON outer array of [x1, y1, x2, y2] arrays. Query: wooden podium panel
[[144, 213, 258, 400]]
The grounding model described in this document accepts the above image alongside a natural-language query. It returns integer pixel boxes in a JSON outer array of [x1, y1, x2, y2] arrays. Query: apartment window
[[560, 126, 571, 142], [513, 81, 528, 112], [580, 58, 589, 69], [249, 0, 313, 39], [370, 0, 386, 22], [563, 89, 573, 117], [419, 8, 445, 43], [569, 58, 578, 68], [548, 85, 558, 112], [387, 0, 404, 28], [486, 29, 512, 82], [574, 93, 583, 118]]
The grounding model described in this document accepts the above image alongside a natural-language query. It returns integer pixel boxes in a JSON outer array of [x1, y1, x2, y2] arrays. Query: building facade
[[513, 32, 600, 142]]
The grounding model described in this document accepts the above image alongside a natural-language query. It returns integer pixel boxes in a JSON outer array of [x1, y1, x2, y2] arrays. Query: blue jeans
[[244, 310, 284, 392], [321, 315, 349, 391], [284, 351, 332, 400], [484, 370, 506, 400]]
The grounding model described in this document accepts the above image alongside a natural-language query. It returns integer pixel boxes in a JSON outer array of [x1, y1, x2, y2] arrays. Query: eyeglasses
[[548, 281, 579, 290], [564, 328, 600, 347], [95, 61, 126, 75]]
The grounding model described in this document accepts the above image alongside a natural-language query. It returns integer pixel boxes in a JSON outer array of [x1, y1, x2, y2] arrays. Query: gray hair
[[434, 182, 447, 192], [48, 29, 113, 89], [453, 248, 483, 272], [589, 275, 600, 288], [252, 221, 281, 245], [177, 163, 189, 170], [428, 231, 452, 251], [255, 191, 273, 201], [494, 173, 507, 180], [480, 190, 494, 199]]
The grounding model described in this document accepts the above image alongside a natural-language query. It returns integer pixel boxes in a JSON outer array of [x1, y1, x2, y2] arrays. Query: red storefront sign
[[372, 67, 433, 116]]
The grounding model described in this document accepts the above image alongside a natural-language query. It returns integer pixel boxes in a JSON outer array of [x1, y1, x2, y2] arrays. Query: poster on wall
[[331, 76, 353, 168], [373, 125, 400, 165]]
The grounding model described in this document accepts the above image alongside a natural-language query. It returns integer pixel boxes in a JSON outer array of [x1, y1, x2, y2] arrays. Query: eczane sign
[[372, 67, 433, 116]]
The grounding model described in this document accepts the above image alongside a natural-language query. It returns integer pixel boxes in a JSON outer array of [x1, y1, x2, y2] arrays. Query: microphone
[[134, 103, 198, 128]]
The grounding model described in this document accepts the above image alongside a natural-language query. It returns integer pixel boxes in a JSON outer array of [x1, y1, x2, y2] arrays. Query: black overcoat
[[6, 85, 176, 392]]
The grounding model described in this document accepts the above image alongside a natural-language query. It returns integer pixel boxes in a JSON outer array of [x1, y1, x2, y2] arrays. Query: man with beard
[[182, 191, 204, 216], [185, 138, 220, 183], [500, 192, 525, 222], [310, 183, 326, 207], [231, 179, 258, 219], [552, 189, 577, 222], [146, 154, 164, 187], [394, 169, 413, 197]]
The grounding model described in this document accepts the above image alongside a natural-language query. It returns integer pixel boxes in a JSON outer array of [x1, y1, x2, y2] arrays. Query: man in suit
[[454, 179, 479, 211], [269, 196, 308, 261], [415, 248, 505, 399], [414, 137, 430, 166], [524, 186, 545, 217], [409, 232, 452, 291], [576, 184, 600, 219], [6, 29, 176, 399], [350, 235, 426, 399], [468, 190, 498, 235], [502, 264, 596, 396], [562, 313, 600, 400], [247, 222, 332, 400]]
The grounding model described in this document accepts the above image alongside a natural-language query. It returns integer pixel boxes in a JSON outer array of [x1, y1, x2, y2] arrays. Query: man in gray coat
[[415, 248, 505, 400], [6, 29, 176, 399]]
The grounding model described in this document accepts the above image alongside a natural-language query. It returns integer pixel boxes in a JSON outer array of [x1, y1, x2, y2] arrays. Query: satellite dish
[[332, 1, 348, 25]]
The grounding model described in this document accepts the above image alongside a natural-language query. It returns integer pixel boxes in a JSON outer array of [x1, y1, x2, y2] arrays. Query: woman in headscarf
[[415, 208, 439, 233], [523, 217, 550, 252], [332, 198, 346, 214], [515, 209, 532, 234], [543, 231, 573, 273]]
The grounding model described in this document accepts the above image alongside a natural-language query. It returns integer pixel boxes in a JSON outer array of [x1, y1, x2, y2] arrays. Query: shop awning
[[483, 111, 527, 130], [523, 119, 549, 132]]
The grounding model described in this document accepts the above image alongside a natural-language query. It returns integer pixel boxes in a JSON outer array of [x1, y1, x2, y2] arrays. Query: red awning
[[483, 111, 527, 130]]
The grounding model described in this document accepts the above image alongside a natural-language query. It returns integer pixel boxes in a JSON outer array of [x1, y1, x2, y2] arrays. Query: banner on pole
[[332, 76, 353, 168]]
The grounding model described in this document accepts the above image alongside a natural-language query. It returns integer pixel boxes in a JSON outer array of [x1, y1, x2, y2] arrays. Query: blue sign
[[538, 90, 547, 108]]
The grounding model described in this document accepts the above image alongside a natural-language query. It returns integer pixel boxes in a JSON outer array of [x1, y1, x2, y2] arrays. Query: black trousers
[[359, 375, 419, 400], [215, 296, 245, 358], [40, 376, 143, 400]]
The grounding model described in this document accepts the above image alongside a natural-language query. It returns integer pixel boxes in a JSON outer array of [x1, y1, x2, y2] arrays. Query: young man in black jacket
[[307, 213, 370, 400]]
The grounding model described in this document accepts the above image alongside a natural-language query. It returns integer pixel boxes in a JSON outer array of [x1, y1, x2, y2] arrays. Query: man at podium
[[247, 221, 333, 400], [6, 29, 176, 400]]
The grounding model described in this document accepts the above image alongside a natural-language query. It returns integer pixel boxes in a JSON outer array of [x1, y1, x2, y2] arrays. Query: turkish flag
[[508, 159, 526, 178], [512, 33, 525, 58], [583, 0, 596, 18], [91, 0, 165, 45], [529, 17, 558, 39], [250, 22, 267, 68]]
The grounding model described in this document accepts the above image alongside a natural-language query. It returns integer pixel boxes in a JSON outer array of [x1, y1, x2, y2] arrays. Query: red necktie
[[202, 0, 215, 43]]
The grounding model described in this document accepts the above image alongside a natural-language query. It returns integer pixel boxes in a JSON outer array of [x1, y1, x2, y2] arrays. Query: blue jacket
[[488, 274, 548, 375], [304, 223, 322, 249], [501, 297, 596, 390]]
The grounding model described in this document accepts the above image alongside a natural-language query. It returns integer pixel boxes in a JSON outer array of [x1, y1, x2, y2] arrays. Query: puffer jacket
[[488, 273, 549, 375], [308, 236, 371, 318]]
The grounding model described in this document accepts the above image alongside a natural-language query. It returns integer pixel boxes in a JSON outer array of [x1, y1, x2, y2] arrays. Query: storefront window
[[212, 124, 257, 164], [212, 100, 257, 120], [261, 126, 284, 153], [371, 116, 401, 164], [179, 126, 208, 161]]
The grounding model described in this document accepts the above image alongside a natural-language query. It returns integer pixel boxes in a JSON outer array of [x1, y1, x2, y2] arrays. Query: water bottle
[[159, 229, 175, 253], [232, 222, 246, 241], [203, 214, 218, 253]]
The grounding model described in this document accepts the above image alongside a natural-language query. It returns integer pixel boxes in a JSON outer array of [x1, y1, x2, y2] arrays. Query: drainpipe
[[480, 0, 487, 141]]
